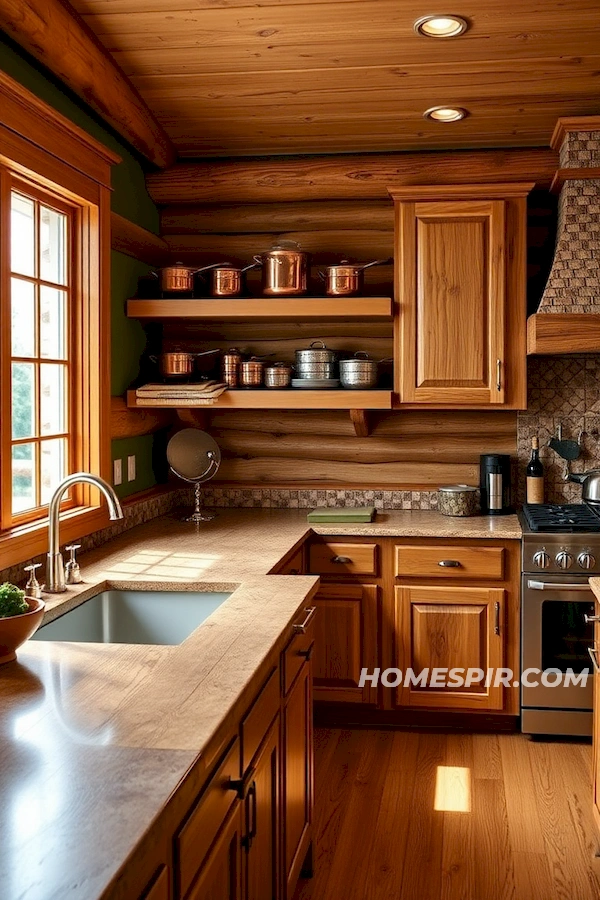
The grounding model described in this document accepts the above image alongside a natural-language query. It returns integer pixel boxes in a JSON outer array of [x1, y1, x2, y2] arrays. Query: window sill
[[0, 505, 110, 573]]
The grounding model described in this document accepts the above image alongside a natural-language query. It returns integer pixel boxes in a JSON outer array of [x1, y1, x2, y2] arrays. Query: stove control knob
[[578, 551, 596, 570], [556, 551, 574, 570], [533, 551, 551, 569]]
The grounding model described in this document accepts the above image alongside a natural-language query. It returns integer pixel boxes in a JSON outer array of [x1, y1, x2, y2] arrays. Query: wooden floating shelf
[[126, 389, 392, 411], [126, 297, 393, 320], [527, 313, 600, 354]]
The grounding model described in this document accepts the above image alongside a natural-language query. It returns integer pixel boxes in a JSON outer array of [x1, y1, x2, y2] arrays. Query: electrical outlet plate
[[113, 458, 122, 486], [127, 455, 136, 482]]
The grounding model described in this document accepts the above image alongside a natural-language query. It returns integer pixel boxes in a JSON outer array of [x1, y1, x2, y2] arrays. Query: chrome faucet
[[46, 473, 124, 593]]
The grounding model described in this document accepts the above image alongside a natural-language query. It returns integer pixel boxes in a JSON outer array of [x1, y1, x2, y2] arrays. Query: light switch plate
[[127, 455, 136, 482], [113, 458, 122, 486]]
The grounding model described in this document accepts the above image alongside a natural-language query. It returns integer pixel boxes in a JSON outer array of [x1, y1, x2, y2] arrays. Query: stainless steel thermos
[[479, 454, 512, 515]]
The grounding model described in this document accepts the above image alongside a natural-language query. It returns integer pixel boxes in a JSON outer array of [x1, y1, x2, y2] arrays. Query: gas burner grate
[[522, 503, 600, 533]]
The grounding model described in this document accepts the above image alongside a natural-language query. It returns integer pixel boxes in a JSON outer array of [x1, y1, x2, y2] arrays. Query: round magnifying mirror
[[167, 429, 221, 522]]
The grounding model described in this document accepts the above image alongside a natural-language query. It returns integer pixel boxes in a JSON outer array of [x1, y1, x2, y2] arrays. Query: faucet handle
[[24, 563, 43, 599], [64, 545, 82, 585]]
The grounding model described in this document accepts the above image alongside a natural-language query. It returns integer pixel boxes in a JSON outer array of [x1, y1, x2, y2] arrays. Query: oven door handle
[[588, 646, 600, 674], [527, 580, 592, 592]]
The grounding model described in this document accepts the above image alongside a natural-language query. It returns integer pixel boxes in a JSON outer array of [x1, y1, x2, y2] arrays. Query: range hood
[[527, 116, 600, 354]]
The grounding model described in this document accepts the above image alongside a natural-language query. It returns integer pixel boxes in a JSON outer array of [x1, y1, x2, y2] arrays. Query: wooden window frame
[[0, 70, 120, 571]]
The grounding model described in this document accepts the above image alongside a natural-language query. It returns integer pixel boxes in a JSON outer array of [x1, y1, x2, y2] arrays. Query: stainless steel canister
[[264, 363, 293, 389]]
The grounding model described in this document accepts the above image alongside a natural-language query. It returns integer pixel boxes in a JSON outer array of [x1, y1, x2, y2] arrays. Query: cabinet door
[[282, 659, 313, 900], [186, 802, 243, 900], [396, 197, 506, 405], [593, 618, 600, 832], [313, 583, 378, 704], [245, 719, 280, 900], [395, 585, 505, 710]]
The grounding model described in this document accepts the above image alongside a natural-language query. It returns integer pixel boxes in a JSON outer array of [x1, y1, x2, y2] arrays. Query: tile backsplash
[[517, 355, 600, 503], [200, 487, 439, 510]]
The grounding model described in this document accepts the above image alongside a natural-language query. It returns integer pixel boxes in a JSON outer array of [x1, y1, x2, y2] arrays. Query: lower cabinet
[[245, 718, 280, 900], [394, 584, 505, 710], [186, 804, 244, 900], [282, 650, 313, 900], [592, 615, 600, 832], [312, 582, 378, 704]]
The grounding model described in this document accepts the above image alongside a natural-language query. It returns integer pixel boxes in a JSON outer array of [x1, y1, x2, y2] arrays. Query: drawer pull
[[228, 766, 256, 800], [242, 780, 257, 851], [293, 607, 316, 634], [494, 601, 501, 635], [438, 560, 462, 568], [331, 555, 352, 564], [298, 645, 313, 661], [585, 614, 600, 624]]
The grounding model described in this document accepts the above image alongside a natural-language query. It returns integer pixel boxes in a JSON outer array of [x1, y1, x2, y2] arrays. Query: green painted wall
[[0, 33, 163, 498]]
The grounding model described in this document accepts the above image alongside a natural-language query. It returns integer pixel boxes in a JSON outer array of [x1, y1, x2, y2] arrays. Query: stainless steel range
[[521, 503, 600, 737]]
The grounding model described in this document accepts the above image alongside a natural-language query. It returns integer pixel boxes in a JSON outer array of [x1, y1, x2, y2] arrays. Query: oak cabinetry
[[308, 541, 378, 577], [395, 543, 505, 580], [593, 613, 600, 832], [185, 804, 243, 900], [312, 582, 378, 704], [394, 585, 505, 710], [245, 719, 280, 900], [282, 623, 314, 900], [390, 183, 531, 409], [141, 866, 171, 900]]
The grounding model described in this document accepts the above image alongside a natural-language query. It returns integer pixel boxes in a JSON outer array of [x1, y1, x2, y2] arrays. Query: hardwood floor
[[294, 728, 600, 900]]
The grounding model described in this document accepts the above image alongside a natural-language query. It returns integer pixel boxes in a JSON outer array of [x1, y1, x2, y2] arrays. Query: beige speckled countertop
[[589, 577, 600, 602], [0, 506, 521, 899]]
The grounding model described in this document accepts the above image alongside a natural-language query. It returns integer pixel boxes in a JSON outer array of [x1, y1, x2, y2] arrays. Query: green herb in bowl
[[0, 583, 29, 618]]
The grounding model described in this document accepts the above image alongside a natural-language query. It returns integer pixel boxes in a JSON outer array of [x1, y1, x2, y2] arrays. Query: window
[[0, 68, 118, 567], [8, 182, 73, 524]]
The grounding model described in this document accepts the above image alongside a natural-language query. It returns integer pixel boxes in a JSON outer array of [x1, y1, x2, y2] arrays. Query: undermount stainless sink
[[32, 589, 231, 646]]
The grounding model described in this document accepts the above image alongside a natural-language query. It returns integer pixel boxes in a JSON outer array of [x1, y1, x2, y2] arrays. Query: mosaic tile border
[[200, 487, 439, 510]]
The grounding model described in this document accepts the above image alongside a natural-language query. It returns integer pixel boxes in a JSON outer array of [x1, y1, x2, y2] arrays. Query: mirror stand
[[184, 482, 216, 523]]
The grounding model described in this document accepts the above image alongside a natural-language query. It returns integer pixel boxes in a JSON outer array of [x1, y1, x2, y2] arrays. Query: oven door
[[521, 575, 595, 711]]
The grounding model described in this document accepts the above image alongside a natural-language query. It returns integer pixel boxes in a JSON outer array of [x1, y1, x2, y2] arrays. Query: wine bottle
[[526, 436, 544, 504]]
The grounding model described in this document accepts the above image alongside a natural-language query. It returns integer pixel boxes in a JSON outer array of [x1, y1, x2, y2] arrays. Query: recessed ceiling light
[[414, 15, 468, 37], [424, 106, 468, 122]]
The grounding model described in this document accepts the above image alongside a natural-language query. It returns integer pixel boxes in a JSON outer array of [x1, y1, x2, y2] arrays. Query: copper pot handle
[[358, 257, 392, 271]]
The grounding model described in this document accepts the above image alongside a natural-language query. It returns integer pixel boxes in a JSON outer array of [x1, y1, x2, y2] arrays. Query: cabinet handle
[[496, 359, 502, 392], [228, 766, 256, 800], [298, 644, 314, 661], [585, 614, 600, 624], [438, 560, 461, 568], [242, 780, 258, 851], [494, 601, 501, 635], [588, 646, 600, 674], [293, 607, 316, 634], [331, 555, 352, 564]]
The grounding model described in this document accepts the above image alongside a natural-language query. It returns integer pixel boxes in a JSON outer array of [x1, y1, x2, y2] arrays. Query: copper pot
[[239, 358, 266, 388], [209, 263, 260, 297], [319, 258, 391, 297], [153, 262, 223, 294], [253, 241, 309, 296], [150, 349, 218, 379], [221, 348, 243, 388]]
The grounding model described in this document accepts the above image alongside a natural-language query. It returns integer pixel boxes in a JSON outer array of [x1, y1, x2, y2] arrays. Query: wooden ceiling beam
[[0, 0, 176, 168], [146, 148, 558, 204]]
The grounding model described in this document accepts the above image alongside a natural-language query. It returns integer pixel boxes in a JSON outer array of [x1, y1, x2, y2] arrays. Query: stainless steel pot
[[295, 340, 337, 366], [208, 262, 260, 297], [264, 363, 293, 389], [318, 258, 391, 297], [569, 470, 600, 504], [339, 351, 378, 389], [153, 263, 222, 294], [295, 362, 337, 380], [254, 241, 309, 296]]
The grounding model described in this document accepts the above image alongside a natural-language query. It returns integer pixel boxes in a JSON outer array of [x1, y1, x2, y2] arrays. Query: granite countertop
[[589, 577, 600, 602], [0, 506, 521, 900]]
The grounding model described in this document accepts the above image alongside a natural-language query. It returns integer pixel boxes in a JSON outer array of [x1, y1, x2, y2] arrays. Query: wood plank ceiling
[[67, 0, 600, 157]]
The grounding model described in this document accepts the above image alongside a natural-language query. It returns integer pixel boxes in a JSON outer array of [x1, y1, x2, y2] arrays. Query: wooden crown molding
[[0, 69, 120, 188], [527, 313, 600, 355], [550, 166, 600, 194], [388, 182, 535, 202], [0, 0, 176, 168], [551, 116, 600, 151]]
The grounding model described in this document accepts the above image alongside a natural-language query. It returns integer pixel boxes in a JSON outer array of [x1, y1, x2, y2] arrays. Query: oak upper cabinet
[[312, 583, 378, 704], [390, 183, 532, 409], [394, 584, 505, 711]]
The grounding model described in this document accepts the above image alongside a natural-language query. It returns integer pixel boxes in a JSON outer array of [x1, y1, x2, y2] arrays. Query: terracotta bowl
[[0, 597, 46, 665]]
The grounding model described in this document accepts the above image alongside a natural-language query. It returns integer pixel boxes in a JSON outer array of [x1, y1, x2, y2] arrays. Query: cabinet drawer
[[283, 607, 316, 695], [240, 666, 280, 772], [278, 548, 304, 575], [395, 544, 504, 580], [176, 738, 240, 899], [309, 542, 378, 576]]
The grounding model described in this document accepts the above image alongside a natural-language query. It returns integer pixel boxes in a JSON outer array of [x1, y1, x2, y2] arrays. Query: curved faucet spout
[[46, 473, 124, 593]]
